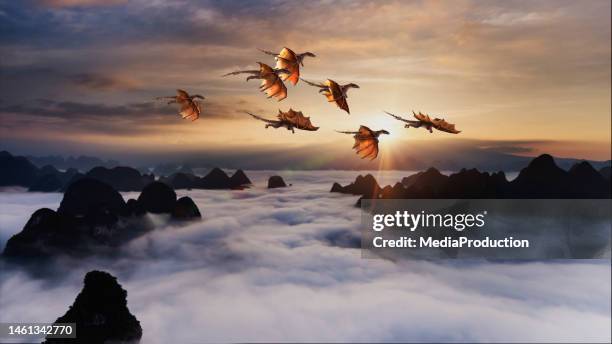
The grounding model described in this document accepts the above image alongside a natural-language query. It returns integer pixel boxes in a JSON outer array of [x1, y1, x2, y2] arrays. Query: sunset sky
[[0, 0, 610, 167]]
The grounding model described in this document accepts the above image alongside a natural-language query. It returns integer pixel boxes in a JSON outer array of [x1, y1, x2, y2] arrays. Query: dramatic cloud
[[0, 173, 610, 343], [0, 0, 609, 161]]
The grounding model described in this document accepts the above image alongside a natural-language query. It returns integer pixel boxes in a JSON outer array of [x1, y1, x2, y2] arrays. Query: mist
[[0, 172, 610, 343]]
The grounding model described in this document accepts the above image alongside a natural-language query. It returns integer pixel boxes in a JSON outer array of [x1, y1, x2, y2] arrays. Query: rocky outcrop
[[137, 182, 177, 214], [159, 168, 253, 190], [162, 172, 198, 190], [333, 154, 611, 202], [172, 196, 202, 220], [85, 166, 154, 191], [229, 169, 252, 188], [198, 167, 232, 189], [59, 178, 127, 216], [329, 174, 379, 197], [268, 175, 287, 188], [44, 270, 142, 344], [3, 180, 201, 259]]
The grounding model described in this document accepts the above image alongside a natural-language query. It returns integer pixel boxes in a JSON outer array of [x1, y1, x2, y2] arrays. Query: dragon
[[385, 111, 461, 134], [337, 125, 389, 160], [155, 89, 204, 121], [245, 109, 319, 133], [223, 62, 290, 101], [301, 78, 359, 114], [258, 47, 316, 85]]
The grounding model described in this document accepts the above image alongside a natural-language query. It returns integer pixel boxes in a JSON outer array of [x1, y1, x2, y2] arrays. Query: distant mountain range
[[26, 154, 119, 171], [14, 142, 612, 172], [331, 154, 611, 205], [0, 150, 253, 192]]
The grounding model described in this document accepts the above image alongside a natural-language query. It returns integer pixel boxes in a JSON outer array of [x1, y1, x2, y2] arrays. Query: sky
[[1, 173, 610, 343], [0, 0, 610, 167]]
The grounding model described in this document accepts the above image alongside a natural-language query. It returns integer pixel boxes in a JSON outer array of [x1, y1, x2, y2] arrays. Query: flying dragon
[[385, 111, 461, 134], [337, 125, 389, 160], [244, 108, 319, 133], [223, 62, 290, 101], [301, 78, 359, 114], [155, 89, 204, 121], [258, 47, 316, 85]]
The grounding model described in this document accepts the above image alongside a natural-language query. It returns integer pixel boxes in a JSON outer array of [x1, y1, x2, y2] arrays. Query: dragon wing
[[338, 126, 378, 159], [280, 109, 319, 131], [257, 63, 288, 101], [179, 100, 200, 121], [413, 111, 434, 124], [325, 80, 350, 114], [275, 47, 300, 85], [260, 73, 287, 101], [352, 126, 379, 160], [176, 89, 190, 101], [432, 118, 461, 134]]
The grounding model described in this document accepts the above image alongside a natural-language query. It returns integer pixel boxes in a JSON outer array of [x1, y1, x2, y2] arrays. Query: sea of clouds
[[0, 171, 610, 343]]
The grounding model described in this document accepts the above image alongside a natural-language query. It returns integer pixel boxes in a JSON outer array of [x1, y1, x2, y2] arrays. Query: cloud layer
[[0, 171, 610, 343]]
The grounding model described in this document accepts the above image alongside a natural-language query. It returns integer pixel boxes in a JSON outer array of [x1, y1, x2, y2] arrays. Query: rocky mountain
[[84, 166, 155, 191], [1, 151, 153, 192], [268, 175, 287, 188], [3, 179, 201, 259], [332, 154, 611, 205], [44, 270, 142, 344], [159, 168, 252, 189]]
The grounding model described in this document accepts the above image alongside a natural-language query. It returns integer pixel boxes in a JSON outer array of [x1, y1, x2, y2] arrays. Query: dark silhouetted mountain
[[172, 196, 202, 220], [567, 161, 611, 198], [443, 169, 509, 198], [27, 154, 119, 171], [1, 151, 83, 191], [268, 175, 287, 188], [85, 166, 153, 191], [402, 168, 447, 189], [161, 172, 198, 189], [329, 174, 380, 198], [145, 162, 194, 177], [380, 182, 408, 199], [198, 167, 232, 189], [599, 166, 611, 181], [4, 180, 201, 258], [2, 208, 77, 257], [137, 181, 177, 214], [158, 168, 254, 190], [59, 178, 126, 217], [332, 154, 610, 203], [44, 270, 142, 344], [28, 173, 63, 192], [509, 154, 570, 198], [125, 198, 146, 217], [29, 166, 79, 192], [0, 150, 39, 186], [230, 169, 252, 188]]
